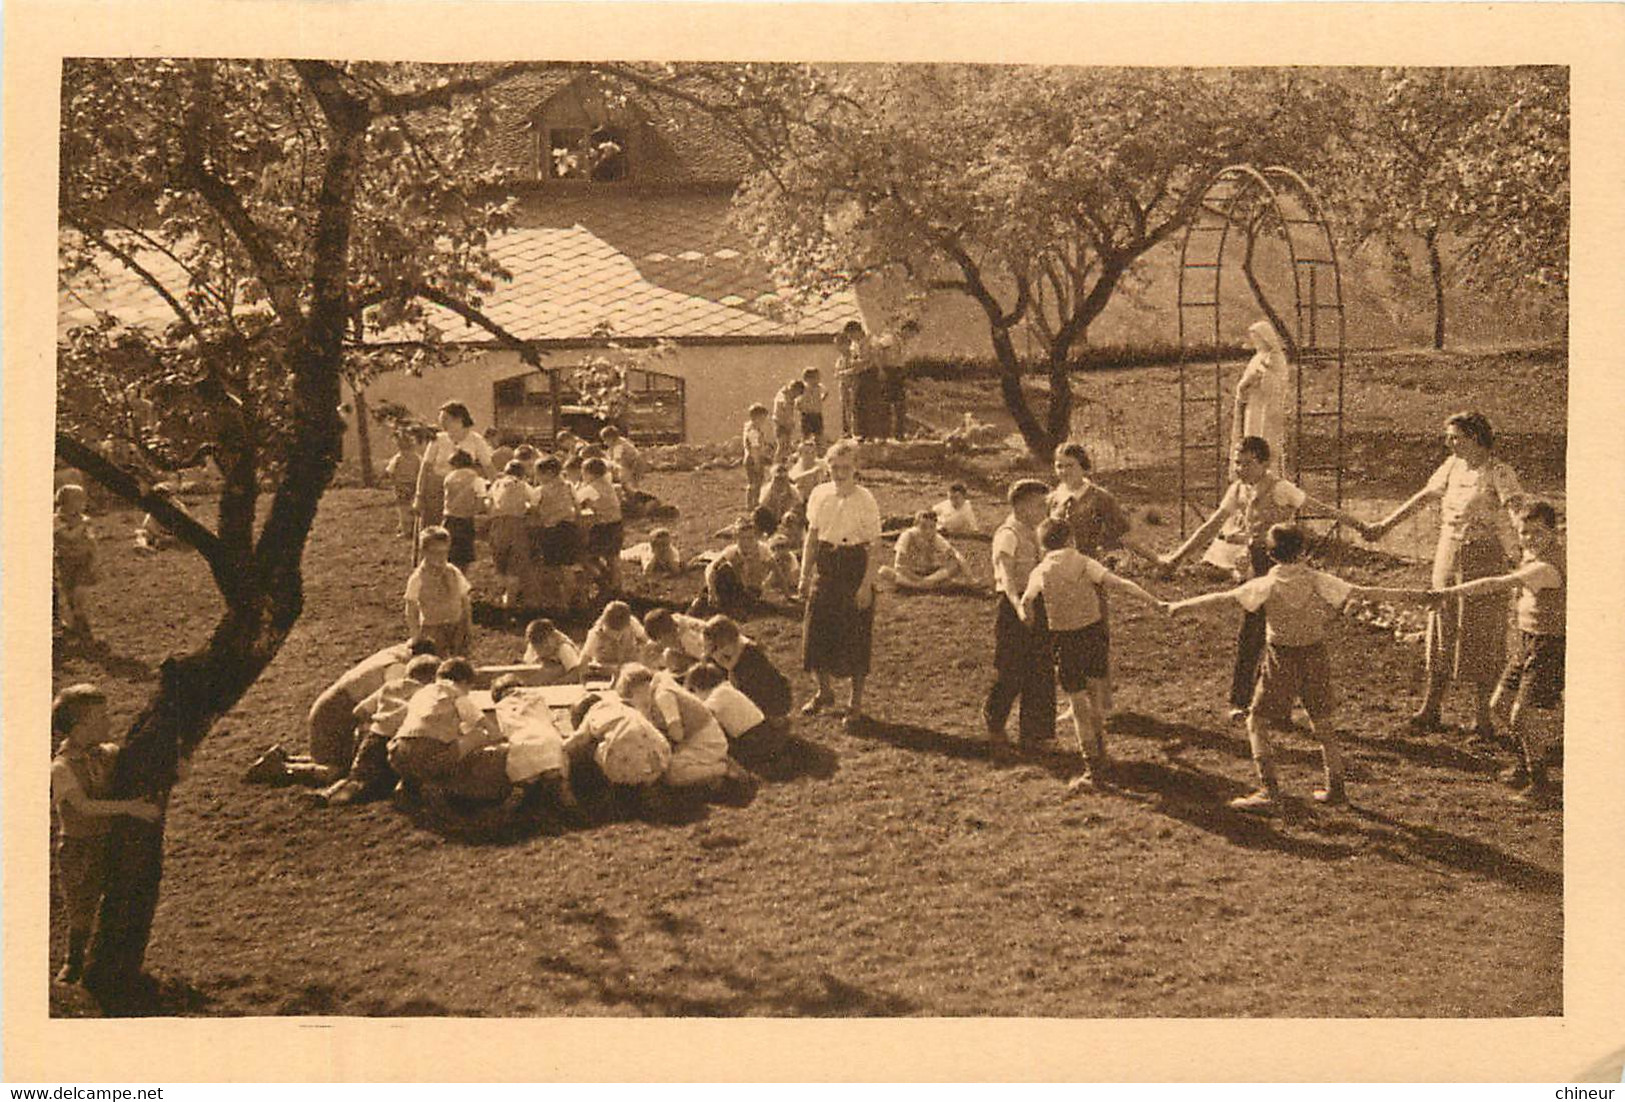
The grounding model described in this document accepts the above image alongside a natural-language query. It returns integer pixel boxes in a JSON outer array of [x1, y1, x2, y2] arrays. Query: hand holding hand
[[855, 582, 875, 611]]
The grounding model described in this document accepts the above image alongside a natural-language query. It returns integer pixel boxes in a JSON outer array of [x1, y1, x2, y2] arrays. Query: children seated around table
[[405, 526, 474, 659], [683, 661, 767, 742], [576, 456, 624, 594], [563, 691, 673, 817], [879, 509, 975, 591], [1428, 498, 1567, 806], [51, 683, 162, 983], [620, 527, 685, 576], [441, 449, 486, 571], [1169, 523, 1433, 813], [318, 654, 441, 806], [384, 430, 424, 538], [617, 663, 747, 793], [520, 618, 582, 684], [579, 600, 651, 679], [54, 484, 98, 641], [933, 482, 980, 536], [488, 673, 578, 819], [1020, 517, 1167, 794], [528, 455, 582, 611], [486, 460, 533, 615], [643, 607, 709, 673]]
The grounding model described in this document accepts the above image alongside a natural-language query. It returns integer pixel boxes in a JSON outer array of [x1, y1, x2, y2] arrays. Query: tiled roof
[[58, 195, 859, 345]]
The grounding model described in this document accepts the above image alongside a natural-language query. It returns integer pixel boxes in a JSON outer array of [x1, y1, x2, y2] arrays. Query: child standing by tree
[[441, 449, 487, 571], [1430, 499, 1566, 805], [54, 484, 99, 640], [405, 526, 474, 657], [51, 684, 161, 983], [486, 459, 533, 616], [742, 403, 776, 511], [1169, 523, 1431, 812], [384, 430, 424, 538], [1021, 518, 1166, 793]]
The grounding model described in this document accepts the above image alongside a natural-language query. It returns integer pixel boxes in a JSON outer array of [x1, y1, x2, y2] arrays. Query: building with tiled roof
[[58, 71, 863, 451]]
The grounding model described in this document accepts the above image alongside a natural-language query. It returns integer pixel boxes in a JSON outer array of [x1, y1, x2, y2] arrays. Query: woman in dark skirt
[[799, 440, 884, 731]]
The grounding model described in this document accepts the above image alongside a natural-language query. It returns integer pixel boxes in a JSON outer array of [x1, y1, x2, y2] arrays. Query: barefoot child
[[405, 526, 474, 658], [1021, 517, 1165, 792], [1430, 499, 1566, 804], [1169, 523, 1429, 812], [51, 684, 162, 982], [54, 485, 98, 639]]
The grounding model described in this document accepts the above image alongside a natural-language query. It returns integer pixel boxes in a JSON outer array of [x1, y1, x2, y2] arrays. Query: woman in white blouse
[[412, 401, 495, 531], [799, 440, 883, 730], [1361, 411, 1523, 738]]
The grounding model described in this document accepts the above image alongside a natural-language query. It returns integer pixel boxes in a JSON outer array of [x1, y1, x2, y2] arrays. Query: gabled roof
[[58, 195, 859, 346]]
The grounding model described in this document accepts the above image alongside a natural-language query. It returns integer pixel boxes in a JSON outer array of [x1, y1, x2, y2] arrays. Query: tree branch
[[372, 61, 545, 117], [65, 219, 202, 342]]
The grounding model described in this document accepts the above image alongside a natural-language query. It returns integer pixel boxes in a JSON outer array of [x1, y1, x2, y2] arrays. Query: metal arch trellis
[[1174, 164, 1347, 539]]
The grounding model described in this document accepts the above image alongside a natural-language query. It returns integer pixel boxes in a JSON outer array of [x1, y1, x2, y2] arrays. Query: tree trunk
[[990, 327, 1054, 461], [352, 381, 375, 488], [1044, 347, 1074, 448], [1426, 229, 1447, 351]]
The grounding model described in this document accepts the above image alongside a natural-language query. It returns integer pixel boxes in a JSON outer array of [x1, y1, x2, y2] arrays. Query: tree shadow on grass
[[1348, 805, 1563, 895], [74, 970, 213, 1019], [51, 635, 157, 681]]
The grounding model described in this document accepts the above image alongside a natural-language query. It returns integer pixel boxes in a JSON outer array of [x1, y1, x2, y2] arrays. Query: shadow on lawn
[[51, 635, 157, 681]]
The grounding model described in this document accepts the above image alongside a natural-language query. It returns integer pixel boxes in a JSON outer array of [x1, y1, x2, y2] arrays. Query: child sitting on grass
[[54, 484, 98, 640], [1169, 523, 1433, 813], [701, 615, 792, 765], [698, 515, 776, 618], [758, 463, 799, 522], [932, 482, 980, 536], [133, 483, 192, 552], [405, 526, 474, 658], [618, 663, 749, 794], [318, 654, 442, 806], [579, 600, 650, 679], [643, 607, 709, 674], [1021, 517, 1166, 794], [520, 618, 582, 684], [51, 684, 162, 983], [879, 509, 975, 591], [683, 661, 768, 742], [1428, 499, 1566, 806]]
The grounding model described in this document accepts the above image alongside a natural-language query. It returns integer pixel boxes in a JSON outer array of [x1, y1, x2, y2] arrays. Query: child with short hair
[[758, 463, 799, 522], [521, 618, 582, 684], [487, 460, 533, 613], [576, 456, 624, 593], [617, 663, 739, 791], [620, 527, 684, 576], [643, 607, 709, 673], [702, 614, 793, 721], [562, 692, 672, 812], [512, 443, 540, 483], [527, 455, 581, 610], [319, 654, 442, 806], [880, 509, 973, 591], [405, 526, 474, 658], [702, 515, 773, 617], [787, 438, 829, 501], [1169, 523, 1423, 812], [796, 367, 827, 449], [387, 658, 506, 807], [684, 661, 768, 741], [600, 425, 645, 494], [933, 482, 979, 536], [51, 684, 161, 982], [384, 431, 424, 538], [579, 600, 650, 676], [133, 483, 192, 553], [488, 674, 579, 819], [1430, 499, 1566, 804], [1021, 517, 1166, 793], [985, 478, 1057, 755], [742, 403, 776, 510], [54, 484, 98, 640], [772, 378, 805, 460], [441, 449, 487, 570]]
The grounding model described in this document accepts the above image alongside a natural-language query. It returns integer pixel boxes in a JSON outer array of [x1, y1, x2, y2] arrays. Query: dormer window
[[545, 125, 629, 183]]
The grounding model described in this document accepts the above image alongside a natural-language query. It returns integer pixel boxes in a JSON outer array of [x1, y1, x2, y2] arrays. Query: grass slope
[[50, 347, 1565, 1017]]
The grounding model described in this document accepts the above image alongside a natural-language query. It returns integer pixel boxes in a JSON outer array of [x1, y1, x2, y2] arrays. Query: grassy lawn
[[50, 345, 1565, 1017]]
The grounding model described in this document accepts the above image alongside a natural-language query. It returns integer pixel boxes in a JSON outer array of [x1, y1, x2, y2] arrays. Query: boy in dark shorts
[[1020, 518, 1166, 793], [1431, 499, 1565, 805], [1170, 523, 1430, 812]]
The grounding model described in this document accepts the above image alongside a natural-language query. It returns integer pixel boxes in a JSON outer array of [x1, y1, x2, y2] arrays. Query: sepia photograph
[[9, 0, 1625, 1084]]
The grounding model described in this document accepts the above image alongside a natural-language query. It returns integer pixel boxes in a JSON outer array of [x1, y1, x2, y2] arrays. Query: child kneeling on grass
[[51, 684, 162, 983], [1429, 498, 1565, 806], [563, 692, 673, 818], [643, 607, 709, 674], [617, 663, 751, 794], [520, 618, 583, 684], [1169, 523, 1432, 813], [1020, 517, 1166, 794], [318, 654, 441, 806]]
